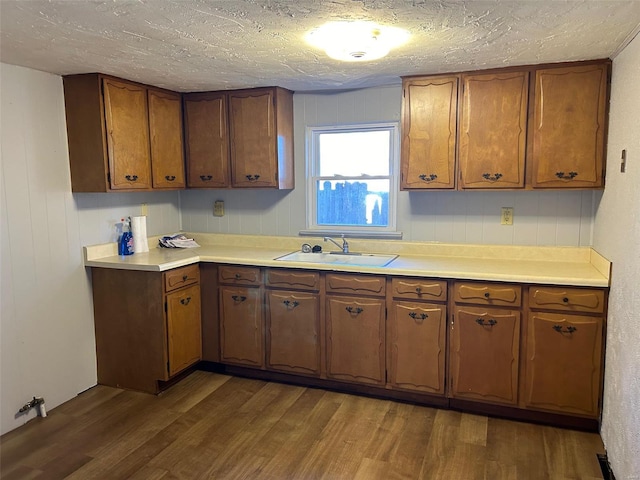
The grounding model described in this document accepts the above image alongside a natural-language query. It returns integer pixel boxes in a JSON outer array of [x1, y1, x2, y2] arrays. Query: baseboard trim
[[597, 453, 616, 480]]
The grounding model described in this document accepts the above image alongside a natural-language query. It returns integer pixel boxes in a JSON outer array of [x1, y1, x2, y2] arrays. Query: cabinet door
[[401, 76, 458, 189], [531, 63, 608, 188], [450, 306, 520, 405], [184, 93, 230, 188], [102, 78, 152, 190], [166, 284, 202, 377], [459, 71, 528, 189], [148, 89, 185, 189], [266, 290, 320, 376], [523, 313, 603, 417], [388, 302, 446, 394], [326, 296, 385, 385], [229, 89, 277, 187], [219, 286, 264, 367]]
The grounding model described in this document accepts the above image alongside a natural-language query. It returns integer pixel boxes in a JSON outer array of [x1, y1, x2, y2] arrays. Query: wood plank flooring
[[1, 371, 605, 479]]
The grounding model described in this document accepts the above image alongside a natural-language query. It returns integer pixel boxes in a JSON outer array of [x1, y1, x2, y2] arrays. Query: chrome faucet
[[324, 235, 349, 253]]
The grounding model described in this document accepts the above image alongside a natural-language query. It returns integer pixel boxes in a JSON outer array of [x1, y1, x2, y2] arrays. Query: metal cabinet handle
[[165, 175, 176, 181], [553, 325, 577, 334], [125, 174, 139, 181], [418, 174, 438, 182], [476, 318, 497, 327], [482, 173, 503, 182], [555, 171, 578, 180], [246, 174, 261, 182], [409, 312, 428, 322], [345, 306, 363, 315], [180, 297, 191, 305], [283, 300, 299, 309], [231, 295, 247, 303], [200, 175, 213, 181]]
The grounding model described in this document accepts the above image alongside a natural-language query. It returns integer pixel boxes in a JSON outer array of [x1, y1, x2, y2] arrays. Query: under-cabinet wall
[[180, 86, 599, 246]]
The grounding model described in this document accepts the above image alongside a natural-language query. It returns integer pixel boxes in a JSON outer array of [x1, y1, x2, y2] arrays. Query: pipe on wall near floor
[[18, 396, 47, 418]]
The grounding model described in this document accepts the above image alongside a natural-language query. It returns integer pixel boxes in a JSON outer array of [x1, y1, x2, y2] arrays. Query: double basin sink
[[275, 251, 398, 267]]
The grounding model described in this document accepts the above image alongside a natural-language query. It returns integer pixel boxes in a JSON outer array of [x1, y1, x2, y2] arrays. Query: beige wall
[[594, 33, 640, 479], [0, 63, 181, 435]]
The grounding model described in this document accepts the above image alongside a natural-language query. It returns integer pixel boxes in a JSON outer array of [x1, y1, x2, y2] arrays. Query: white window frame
[[301, 122, 401, 239]]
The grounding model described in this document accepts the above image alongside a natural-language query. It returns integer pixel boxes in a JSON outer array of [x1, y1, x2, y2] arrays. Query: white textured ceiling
[[1, 0, 640, 92]]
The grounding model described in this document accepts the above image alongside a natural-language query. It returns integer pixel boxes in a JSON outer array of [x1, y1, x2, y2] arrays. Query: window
[[304, 122, 400, 237]]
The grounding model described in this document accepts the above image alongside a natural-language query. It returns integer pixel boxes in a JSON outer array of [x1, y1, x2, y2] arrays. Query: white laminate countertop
[[83, 233, 611, 287]]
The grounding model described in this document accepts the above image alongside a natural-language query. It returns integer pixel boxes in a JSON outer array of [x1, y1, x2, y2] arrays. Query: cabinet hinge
[[164, 301, 167, 313], [107, 171, 111, 183]]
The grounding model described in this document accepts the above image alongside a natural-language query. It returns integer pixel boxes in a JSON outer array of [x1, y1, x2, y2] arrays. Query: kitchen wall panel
[[181, 86, 597, 247], [0, 63, 180, 435], [593, 32, 640, 480]]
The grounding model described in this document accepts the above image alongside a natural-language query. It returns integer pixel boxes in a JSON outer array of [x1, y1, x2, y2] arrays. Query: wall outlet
[[141, 203, 148, 216], [501, 207, 514, 225], [213, 200, 225, 217]]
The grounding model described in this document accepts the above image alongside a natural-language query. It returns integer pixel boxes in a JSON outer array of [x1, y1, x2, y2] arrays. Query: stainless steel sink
[[275, 251, 398, 267]]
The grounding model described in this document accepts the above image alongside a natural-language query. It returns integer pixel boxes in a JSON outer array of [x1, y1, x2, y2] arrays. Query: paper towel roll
[[131, 215, 149, 253]]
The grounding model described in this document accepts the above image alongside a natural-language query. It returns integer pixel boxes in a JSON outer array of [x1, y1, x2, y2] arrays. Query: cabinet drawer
[[164, 264, 200, 292], [325, 274, 385, 297], [265, 269, 320, 291], [391, 277, 447, 301], [454, 282, 521, 307], [529, 286, 605, 313], [219, 265, 261, 285]]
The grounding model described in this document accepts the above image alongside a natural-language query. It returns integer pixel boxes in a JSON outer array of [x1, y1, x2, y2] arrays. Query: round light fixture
[[306, 21, 410, 62]]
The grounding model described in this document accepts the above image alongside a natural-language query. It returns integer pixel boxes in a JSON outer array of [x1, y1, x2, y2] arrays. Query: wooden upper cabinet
[[63, 73, 186, 192], [458, 71, 528, 189], [530, 62, 609, 188], [401, 76, 458, 189], [148, 89, 185, 189], [228, 87, 294, 189], [102, 78, 152, 190], [183, 92, 230, 188]]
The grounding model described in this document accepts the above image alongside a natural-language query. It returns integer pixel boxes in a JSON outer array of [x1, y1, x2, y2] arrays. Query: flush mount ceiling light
[[306, 21, 410, 62]]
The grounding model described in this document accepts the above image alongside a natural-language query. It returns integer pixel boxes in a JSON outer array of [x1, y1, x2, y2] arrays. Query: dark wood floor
[[1, 371, 605, 480]]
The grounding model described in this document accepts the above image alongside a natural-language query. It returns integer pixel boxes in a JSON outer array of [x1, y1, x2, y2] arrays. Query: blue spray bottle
[[118, 217, 134, 255]]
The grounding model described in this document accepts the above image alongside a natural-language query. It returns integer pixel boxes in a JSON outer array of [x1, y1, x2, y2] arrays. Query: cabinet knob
[[555, 171, 578, 180], [234, 273, 241, 280], [165, 175, 176, 181], [476, 318, 497, 327], [418, 174, 438, 182], [182, 275, 188, 282], [484, 292, 491, 298], [562, 297, 569, 303], [415, 286, 422, 294], [125, 174, 139, 182], [180, 297, 191, 306], [482, 173, 503, 182], [553, 324, 577, 334], [246, 174, 261, 182]]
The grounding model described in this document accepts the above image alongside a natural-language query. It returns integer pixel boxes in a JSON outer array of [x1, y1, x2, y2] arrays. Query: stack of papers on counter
[[159, 234, 200, 248]]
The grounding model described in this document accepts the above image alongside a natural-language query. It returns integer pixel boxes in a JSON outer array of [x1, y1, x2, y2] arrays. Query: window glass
[[306, 123, 398, 234]]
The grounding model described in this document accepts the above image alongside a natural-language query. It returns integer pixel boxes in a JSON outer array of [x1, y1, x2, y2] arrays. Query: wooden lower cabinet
[[219, 285, 264, 367], [523, 312, 604, 417], [266, 290, 321, 376], [450, 306, 520, 405], [387, 301, 446, 394], [167, 284, 202, 376], [326, 295, 385, 385], [91, 265, 202, 393]]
